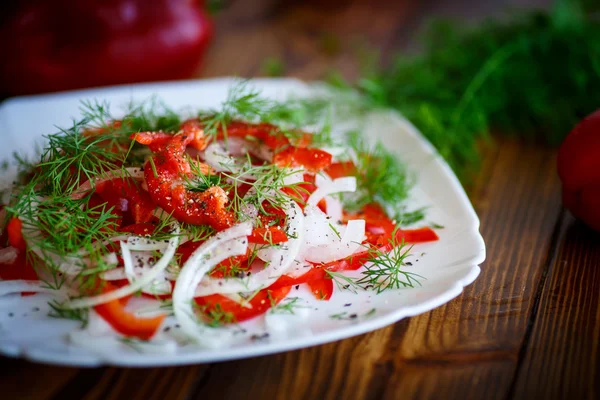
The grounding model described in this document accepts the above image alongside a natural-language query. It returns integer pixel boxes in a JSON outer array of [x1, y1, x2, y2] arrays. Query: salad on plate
[[0, 83, 439, 352]]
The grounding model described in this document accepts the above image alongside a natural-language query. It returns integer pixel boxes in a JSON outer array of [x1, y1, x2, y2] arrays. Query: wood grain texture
[[511, 215, 600, 400], [3, 0, 596, 399]]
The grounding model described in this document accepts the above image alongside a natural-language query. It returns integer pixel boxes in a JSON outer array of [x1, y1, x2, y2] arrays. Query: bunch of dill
[[341, 0, 600, 180]]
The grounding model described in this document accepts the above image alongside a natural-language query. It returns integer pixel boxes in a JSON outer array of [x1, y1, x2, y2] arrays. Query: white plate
[[0, 78, 485, 367]]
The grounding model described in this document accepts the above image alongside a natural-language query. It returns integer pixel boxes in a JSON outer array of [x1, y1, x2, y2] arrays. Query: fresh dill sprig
[[196, 303, 237, 327], [48, 300, 89, 326], [187, 153, 309, 223], [329, 311, 358, 321], [338, 131, 414, 220], [268, 296, 309, 315], [355, 235, 423, 294], [328, 0, 600, 180], [325, 269, 360, 294]]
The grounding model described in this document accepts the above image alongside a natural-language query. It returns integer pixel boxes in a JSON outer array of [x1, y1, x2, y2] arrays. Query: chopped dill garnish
[[329, 311, 358, 321], [364, 308, 377, 317], [346, 130, 411, 212], [196, 303, 237, 327], [48, 300, 89, 326], [269, 296, 309, 315], [325, 270, 360, 294], [355, 235, 424, 294]]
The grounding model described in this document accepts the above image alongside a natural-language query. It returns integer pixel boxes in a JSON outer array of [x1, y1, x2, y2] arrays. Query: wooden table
[[2, 1, 598, 399]]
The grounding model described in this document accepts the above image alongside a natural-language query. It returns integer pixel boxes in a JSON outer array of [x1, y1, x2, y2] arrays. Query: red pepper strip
[[0, 248, 39, 291], [281, 174, 326, 211], [307, 276, 333, 300], [325, 161, 356, 179], [7, 218, 26, 251], [94, 282, 165, 340], [177, 240, 251, 279], [273, 147, 333, 172], [119, 222, 158, 236], [132, 131, 235, 231], [194, 286, 292, 323], [248, 227, 288, 245], [396, 227, 439, 243], [269, 267, 327, 290], [95, 178, 156, 225]]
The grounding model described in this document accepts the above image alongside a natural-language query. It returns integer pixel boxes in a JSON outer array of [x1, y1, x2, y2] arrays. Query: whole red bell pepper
[[1, 0, 213, 95], [557, 110, 600, 231]]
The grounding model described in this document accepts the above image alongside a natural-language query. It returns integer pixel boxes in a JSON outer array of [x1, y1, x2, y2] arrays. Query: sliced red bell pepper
[[307, 275, 333, 300], [325, 161, 356, 179], [194, 286, 292, 323], [7, 217, 26, 251], [94, 282, 165, 340], [396, 227, 439, 243], [0, 249, 39, 282], [177, 240, 251, 279], [273, 147, 333, 172], [95, 178, 156, 226], [269, 267, 327, 290], [248, 226, 288, 245]]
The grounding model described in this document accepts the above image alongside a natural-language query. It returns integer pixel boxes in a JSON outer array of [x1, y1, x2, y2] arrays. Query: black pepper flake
[[349, 313, 357, 319], [250, 333, 270, 341], [32, 307, 40, 312], [8, 312, 14, 317], [405, 262, 413, 266], [163, 326, 171, 332], [344, 303, 351, 307]]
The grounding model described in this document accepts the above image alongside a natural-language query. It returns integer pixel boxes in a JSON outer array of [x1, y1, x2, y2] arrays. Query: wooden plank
[[199, 0, 419, 80], [511, 213, 600, 400], [0, 359, 78, 400]]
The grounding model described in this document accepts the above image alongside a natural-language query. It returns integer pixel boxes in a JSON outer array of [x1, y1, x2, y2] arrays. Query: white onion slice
[[325, 195, 343, 222], [304, 219, 365, 263], [121, 241, 136, 282], [173, 227, 250, 344], [0, 247, 18, 264], [283, 168, 305, 186], [308, 177, 356, 206], [126, 236, 169, 251], [302, 205, 338, 247], [195, 201, 304, 296], [63, 223, 181, 309], [0, 280, 71, 297], [202, 142, 239, 172]]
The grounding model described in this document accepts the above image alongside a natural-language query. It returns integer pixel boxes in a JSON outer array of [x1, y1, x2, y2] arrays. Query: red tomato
[[94, 282, 165, 340], [194, 286, 292, 323], [557, 110, 600, 231]]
